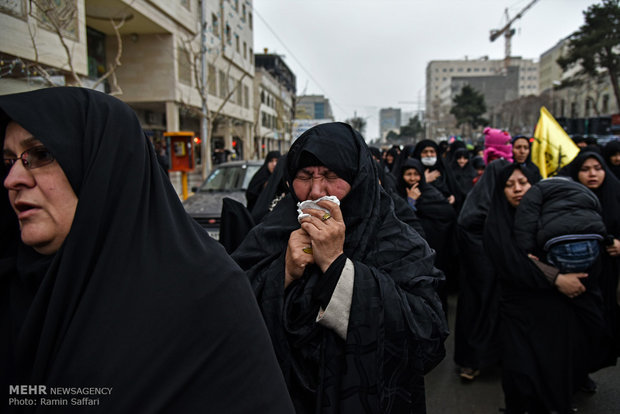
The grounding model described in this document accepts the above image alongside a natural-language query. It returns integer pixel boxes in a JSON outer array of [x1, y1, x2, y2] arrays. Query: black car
[[183, 160, 262, 239]]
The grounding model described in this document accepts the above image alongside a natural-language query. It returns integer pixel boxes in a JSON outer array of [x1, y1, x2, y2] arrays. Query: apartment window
[[561, 99, 566, 117], [602, 94, 609, 113], [585, 98, 591, 117], [225, 24, 231, 45], [219, 70, 227, 98], [212, 14, 219, 37], [442, 68, 447, 72], [87, 26, 106, 78], [449, 68, 453, 72], [234, 0, 239, 12], [180, 0, 190, 10], [242, 4, 246, 21], [249, 47, 253, 62], [467, 68, 471, 72], [243, 41, 247, 59], [235, 33, 240, 53], [457, 68, 463, 72], [249, 12, 253, 29], [474, 68, 479, 72], [236, 80, 242, 105], [177, 48, 192, 85], [260, 90, 265, 104], [244, 85, 249, 108], [570, 102, 577, 118], [228, 77, 237, 102], [208, 64, 216, 95]]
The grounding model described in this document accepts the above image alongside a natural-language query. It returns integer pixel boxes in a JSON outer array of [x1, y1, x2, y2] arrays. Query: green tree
[[557, 0, 620, 111], [400, 115, 424, 138], [345, 116, 367, 136], [450, 85, 488, 137]]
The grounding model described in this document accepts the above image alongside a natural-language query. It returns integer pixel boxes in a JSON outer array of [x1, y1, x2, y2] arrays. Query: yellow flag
[[532, 106, 580, 178]]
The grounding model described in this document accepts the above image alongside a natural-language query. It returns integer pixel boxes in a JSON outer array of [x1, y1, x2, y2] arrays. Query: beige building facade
[[0, 0, 260, 176]]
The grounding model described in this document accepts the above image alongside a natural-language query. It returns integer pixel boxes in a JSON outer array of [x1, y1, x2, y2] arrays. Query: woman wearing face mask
[[484, 164, 606, 413], [567, 151, 620, 367], [411, 140, 458, 206], [0, 88, 294, 413]]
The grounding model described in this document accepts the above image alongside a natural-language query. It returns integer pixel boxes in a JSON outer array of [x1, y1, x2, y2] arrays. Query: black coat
[[514, 176, 606, 256], [233, 122, 448, 413]]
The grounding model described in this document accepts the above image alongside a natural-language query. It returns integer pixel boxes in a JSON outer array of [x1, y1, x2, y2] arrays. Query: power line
[[253, 6, 350, 117]]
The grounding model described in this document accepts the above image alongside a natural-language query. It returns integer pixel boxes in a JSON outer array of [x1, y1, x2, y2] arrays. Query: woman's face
[[3, 122, 78, 255], [578, 157, 605, 189], [456, 156, 468, 168], [420, 147, 436, 158], [292, 165, 351, 201], [386, 154, 394, 164], [503, 168, 531, 207], [402, 168, 421, 186], [512, 138, 530, 164], [267, 157, 278, 173], [610, 151, 620, 166]]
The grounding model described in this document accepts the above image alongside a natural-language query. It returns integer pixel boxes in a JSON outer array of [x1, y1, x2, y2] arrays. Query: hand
[[555, 273, 588, 298], [285, 228, 314, 289], [425, 169, 441, 183], [406, 183, 421, 200], [447, 195, 455, 204], [299, 200, 346, 273], [606, 238, 620, 257]]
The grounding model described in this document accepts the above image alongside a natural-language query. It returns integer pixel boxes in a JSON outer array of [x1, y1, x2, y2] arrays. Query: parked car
[[183, 160, 262, 239]]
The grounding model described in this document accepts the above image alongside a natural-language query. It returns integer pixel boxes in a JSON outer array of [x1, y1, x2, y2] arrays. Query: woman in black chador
[[246, 150, 281, 212], [454, 159, 511, 380], [0, 87, 294, 413], [232, 122, 448, 414], [484, 163, 607, 414], [566, 151, 620, 366]]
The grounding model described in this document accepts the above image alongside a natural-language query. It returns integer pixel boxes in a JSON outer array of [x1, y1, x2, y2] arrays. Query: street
[[425, 295, 620, 413]]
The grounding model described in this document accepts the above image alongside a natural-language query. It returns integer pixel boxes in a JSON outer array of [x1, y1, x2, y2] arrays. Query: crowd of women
[[376, 127, 620, 413], [1, 87, 619, 413]]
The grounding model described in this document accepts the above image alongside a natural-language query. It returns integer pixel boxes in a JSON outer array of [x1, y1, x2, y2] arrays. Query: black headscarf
[[0, 87, 293, 413], [603, 140, 620, 180], [449, 147, 477, 196], [246, 150, 281, 211], [233, 122, 448, 413]]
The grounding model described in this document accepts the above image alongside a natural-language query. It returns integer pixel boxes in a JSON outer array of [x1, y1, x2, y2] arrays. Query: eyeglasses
[[3, 145, 55, 172]]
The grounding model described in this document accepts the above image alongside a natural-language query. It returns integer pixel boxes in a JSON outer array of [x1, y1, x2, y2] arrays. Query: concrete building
[[379, 107, 401, 139], [295, 94, 334, 120], [425, 57, 538, 139], [253, 53, 295, 158], [0, 0, 257, 179]]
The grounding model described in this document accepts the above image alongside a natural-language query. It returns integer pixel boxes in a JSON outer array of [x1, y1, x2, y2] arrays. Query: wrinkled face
[[292, 165, 351, 201], [504, 168, 531, 207], [267, 157, 278, 173], [456, 156, 468, 168], [420, 147, 436, 158], [512, 138, 530, 164], [402, 168, 421, 186], [578, 157, 605, 190], [610, 151, 620, 166], [3, 122, 78, 255]]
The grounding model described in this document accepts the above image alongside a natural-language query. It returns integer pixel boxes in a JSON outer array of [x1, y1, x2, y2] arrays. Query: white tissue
[[297, 195, 340, 223]]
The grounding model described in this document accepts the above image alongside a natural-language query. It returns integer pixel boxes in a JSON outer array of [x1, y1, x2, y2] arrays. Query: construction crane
[[490, 0, 539, 72]]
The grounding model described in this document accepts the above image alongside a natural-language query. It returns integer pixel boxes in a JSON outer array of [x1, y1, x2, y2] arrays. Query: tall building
[[379, 107, 401, 139], [425, 57, 538, 138], [295, 95, 334, 120], [254, 53, 296, 158]]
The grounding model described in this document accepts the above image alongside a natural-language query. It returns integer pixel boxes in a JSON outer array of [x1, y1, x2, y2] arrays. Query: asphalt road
[[425, 295, 620, 413]]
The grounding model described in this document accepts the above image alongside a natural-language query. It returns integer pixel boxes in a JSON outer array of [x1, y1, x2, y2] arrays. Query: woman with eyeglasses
[[0, 87, 294, 413]]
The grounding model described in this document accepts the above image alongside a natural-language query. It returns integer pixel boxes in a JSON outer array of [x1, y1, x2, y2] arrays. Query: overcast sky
[[253, 0, 600, 140]]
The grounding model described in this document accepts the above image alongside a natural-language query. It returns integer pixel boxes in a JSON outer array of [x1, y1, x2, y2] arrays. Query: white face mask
[[421, 156, 437, 167]]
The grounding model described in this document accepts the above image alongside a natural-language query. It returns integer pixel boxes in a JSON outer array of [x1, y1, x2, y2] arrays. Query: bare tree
[[23, 0, 125, 93]]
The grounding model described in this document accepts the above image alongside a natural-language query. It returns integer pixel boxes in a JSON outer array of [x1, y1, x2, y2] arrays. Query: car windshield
[[199, 164, 261, 191]]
